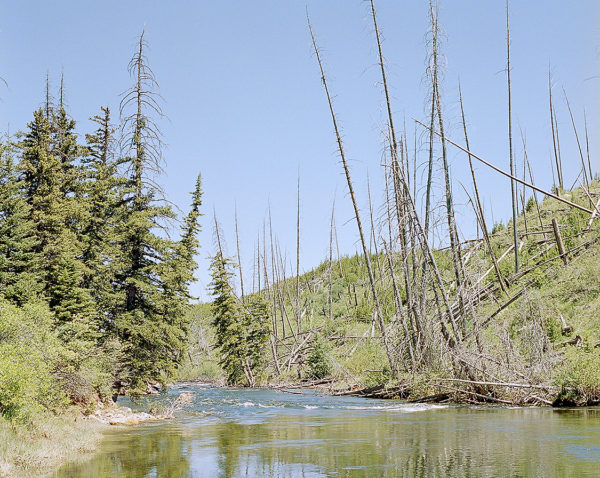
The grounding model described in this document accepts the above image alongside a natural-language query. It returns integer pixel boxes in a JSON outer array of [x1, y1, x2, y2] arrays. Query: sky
[[1, 1, 598, 300]]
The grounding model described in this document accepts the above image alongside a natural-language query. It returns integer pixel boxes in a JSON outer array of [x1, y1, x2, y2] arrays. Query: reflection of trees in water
[[213, 411, 596, 477], [57, 429, 191, 478], [57, 408, 599, 477]]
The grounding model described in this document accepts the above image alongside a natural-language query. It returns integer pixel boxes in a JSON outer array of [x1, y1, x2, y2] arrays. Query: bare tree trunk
[[328, 199, 335, 322], [524, 153, 546, 238], [459, 85, 507, 293], [213, 208, 224, 258], [563, 87, 590, 188], [430, 0, 466, 331], [548, 67, 563, 191], [268, 207, 285, 338], [296, 173, 301, 331], [234, 205, 245, 302], [506, 0, 519, 273], [308, 14, 396, 375], [553, 106, 564, 189], [583, 109, 593, 181]]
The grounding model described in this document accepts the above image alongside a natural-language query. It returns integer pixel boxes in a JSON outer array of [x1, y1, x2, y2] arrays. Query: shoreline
[[0, 402, 170, 478], [3, 379, 594, 477], [181, 377, 599, 408]]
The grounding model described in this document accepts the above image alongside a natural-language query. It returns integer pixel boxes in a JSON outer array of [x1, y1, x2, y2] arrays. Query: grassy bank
[[0, 411, 106, 478]]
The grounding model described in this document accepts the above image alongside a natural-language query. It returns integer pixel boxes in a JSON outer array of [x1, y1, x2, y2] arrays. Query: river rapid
[[55, 383, 600, 477]]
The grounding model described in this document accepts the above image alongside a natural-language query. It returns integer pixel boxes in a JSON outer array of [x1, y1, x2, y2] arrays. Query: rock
[[176, 392, 193, 404]]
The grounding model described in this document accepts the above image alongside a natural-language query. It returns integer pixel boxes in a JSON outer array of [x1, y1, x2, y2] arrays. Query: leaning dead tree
[[307, 12, 397, 375], [506, 0, 519, 273]]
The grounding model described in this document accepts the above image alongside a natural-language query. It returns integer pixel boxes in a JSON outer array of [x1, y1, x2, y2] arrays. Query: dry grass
[[0, 410, 107, 477]]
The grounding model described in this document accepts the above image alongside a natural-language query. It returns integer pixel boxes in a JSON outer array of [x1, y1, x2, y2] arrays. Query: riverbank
[[0, 402, 171, 478]]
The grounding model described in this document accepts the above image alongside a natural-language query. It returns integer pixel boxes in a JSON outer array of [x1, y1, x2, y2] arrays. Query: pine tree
[[0, 141, 41, 304], [114, 32, 200, 391], [81, 106, 125, 331], [209, 253, 245, 385], [241, 295, 270, 386], [17, 107, 95, 325]]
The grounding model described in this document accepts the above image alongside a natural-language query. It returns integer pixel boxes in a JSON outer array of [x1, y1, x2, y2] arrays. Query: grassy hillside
[[183, 181, 600, 405]]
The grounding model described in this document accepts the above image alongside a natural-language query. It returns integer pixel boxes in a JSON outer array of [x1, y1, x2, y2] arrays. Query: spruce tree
[[241, 296, 270, 386], [17, 107, 95, 325], [115, 32, 200, 391], [209, 253, 244, 384], [209, 252, 271, 386], [81, 106, 125, 331], [0, 141, 41, 304]]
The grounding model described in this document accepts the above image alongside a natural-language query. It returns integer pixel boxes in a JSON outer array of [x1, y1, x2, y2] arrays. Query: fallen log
[[429, 378, 557, 391], [557, 335, 582, 347]]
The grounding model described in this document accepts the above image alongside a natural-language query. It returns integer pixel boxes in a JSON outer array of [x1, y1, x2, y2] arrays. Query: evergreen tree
[[241, 295, 270, 386], [81, 106, 125, 331], [0, 141, 41, 304], [17, 107, 95, 325], [209, 253, 244, 384], [114, 32, 200, 391], [209, 252, 271, 386]]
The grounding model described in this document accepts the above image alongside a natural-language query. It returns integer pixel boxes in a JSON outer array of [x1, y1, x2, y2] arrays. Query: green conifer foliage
[[209, 253, 271, 386], [0, 142, 41, 304], [17, 108, 95, 324], [114, 32, 202, 391], [241, 295, 270, 385], [81, 106, 125, 331], [209, 253, 244, 384]]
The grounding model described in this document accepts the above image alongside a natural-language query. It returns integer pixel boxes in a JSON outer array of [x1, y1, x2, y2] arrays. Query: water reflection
[[55, 387, 600, 478]]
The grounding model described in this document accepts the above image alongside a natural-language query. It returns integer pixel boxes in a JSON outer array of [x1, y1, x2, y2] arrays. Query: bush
[[307, 338, 331, 379], [554, 348, 600, 405], [0, 301, 66, 422]]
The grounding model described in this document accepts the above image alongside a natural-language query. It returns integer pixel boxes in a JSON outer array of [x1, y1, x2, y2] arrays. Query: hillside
[[183, 180, 600, 406]]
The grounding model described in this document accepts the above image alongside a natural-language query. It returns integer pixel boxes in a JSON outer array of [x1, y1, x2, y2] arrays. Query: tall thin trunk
[[525, 152, 546, 238], [234, 205, 245, 302], [563, 87, 589, 188], [213, 209, 224, 258], [328, 199, 335, 322], [583, 109, 593, 181], [296, 173, 301, 331], [268, 207, 284, 338], [431, 0, 466, 329], [506, 0, 519, 273], [308, 14, 396, 374], [548, 68, 563, 190], [459, 85, 507, 293]]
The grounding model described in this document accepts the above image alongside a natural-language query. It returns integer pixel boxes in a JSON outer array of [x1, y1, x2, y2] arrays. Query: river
[[55, 383, 600, 477]]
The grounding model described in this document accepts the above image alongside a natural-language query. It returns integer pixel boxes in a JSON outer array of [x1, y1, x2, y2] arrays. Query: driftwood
[[435, 384, 513, 405], [559, 314, 573, 336], [557, 335, 582, 347], [430, 377, 556, 391], [552, 218, 568, 265]]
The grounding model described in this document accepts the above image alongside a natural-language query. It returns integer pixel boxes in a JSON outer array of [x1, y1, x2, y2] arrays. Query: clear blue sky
[[1, 1, 598, 300]]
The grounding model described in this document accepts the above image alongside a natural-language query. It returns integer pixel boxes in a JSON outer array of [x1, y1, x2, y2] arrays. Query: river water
[[55, 383, 600, 477]]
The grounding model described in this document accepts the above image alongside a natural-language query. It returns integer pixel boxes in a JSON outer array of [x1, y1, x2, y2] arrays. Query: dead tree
[[506, 1, 519, 273], [308, 13, 396, 375]]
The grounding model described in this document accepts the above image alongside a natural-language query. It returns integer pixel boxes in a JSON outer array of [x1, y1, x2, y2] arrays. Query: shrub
[[553, 348, 600, 405], [307, 338, 331, 379], [0, 301, 66, 422]]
